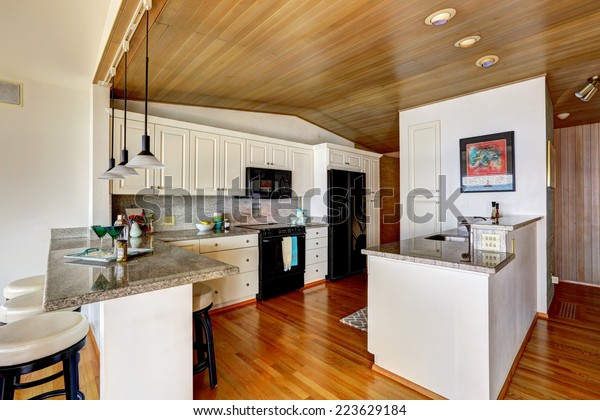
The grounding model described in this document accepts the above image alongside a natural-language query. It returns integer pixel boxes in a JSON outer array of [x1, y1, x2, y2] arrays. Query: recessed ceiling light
[[454, 35, 481, 48], [557, 113, 570, 120], [425, 8, 457, 26], [475, 55, 499, 68]]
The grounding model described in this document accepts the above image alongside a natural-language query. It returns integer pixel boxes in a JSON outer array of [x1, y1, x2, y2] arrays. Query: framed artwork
[[460, 131, 515, 193]]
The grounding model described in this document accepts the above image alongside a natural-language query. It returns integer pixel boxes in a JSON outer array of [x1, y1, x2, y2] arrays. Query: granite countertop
[[362, 229, 514, 274], [470, 215, 543, 231], [44, 234, 239, 311], [154, 226, 258, 242]]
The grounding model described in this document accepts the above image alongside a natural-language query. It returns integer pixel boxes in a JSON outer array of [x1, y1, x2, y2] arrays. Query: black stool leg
[[200, 312, 217, 388], [193, 313, 205, 365], [1, 375, 15, 400], [63, 353, 80, 400]]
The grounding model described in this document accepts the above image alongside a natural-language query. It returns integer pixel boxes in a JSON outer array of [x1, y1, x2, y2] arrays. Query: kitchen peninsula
[[44, 227, 248, 399], [363, 216, 541, 400]]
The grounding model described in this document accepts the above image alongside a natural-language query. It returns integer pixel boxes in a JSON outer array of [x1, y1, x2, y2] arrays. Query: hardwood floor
[[504, 281, 600, 399], [13, 277, 600, 400]]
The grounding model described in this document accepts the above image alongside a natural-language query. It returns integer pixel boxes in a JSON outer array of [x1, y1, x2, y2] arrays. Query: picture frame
[[459, 131, 515, 193]]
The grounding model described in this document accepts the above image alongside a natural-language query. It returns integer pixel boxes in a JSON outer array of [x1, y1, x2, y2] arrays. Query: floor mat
[[339, 307, 368, 332]]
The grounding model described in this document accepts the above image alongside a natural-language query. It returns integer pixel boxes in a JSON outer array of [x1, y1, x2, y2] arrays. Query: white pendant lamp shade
[[111, 150, 140, 176], [98, 158, 125, 180], [127, 8, 164, 170], [126, 135, 164, 169]]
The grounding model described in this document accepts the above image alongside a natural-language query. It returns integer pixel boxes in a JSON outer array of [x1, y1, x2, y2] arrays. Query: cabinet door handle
[[246, 239, 250, 243], [246, 258, 250, 262], [316, 255, 319, 258], [214, 243, 219, 247], [315, 242, 319, 246], [215, 290, 219, 294], [315, 232, 319, 235], [316, 269, 319, 272], [246, 283, 250, 287]]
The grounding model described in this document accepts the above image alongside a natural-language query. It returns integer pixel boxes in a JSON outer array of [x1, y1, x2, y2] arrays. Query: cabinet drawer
[[306, 248, 327, 266], [202, 271, 258, 306], [304, 262, 328, 282], [199, 234, 258, 252], [306, 227, 327, 240], [306, 237, 328, 250], [169, 240, 199, 254], [202, 247, 258, 274]]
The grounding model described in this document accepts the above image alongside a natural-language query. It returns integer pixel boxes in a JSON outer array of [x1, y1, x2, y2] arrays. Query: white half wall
[[399, 76, 548, 312]]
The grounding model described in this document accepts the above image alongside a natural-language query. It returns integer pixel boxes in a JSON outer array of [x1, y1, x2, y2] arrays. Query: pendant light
[[111, 46, 139, 177], [127, 5, 165, 170], [98, 75, 125, 180]]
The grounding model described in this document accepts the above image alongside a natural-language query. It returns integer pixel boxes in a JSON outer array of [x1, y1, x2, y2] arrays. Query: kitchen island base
[[98, 284, 193, 400], [366, 222, 537, 399]]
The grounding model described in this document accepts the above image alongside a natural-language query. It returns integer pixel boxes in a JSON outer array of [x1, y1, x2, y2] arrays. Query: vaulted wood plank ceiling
[[95, 0, 600, 153]]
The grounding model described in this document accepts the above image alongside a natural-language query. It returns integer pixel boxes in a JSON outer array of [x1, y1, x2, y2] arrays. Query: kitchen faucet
[[459, 216, 487, 261]]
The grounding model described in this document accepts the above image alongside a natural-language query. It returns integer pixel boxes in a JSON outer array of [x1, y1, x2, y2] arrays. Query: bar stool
[[0, 290, 79, 326], [0, 311, 88, 400], [3, 275, 45, 300], [192, 282, 217, 388]]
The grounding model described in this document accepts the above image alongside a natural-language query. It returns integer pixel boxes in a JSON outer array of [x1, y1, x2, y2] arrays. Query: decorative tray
[[64, 247, 154, 262]]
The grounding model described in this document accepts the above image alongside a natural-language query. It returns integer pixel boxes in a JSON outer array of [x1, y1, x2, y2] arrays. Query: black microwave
[[246, 167, 292, 199]]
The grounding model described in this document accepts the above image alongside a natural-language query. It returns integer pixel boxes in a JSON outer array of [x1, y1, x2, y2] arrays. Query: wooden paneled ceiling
[[95, 0, 600, 153]]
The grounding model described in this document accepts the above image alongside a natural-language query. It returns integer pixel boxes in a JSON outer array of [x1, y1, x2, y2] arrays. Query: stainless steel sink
[[425, 234, 468, 243]]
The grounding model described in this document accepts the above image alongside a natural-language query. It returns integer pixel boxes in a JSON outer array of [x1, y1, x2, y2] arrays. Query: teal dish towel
[[291, 236, 298, 267]]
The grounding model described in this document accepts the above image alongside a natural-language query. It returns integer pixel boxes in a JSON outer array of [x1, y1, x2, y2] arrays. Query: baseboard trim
[[88, 326, 100, 360], [497, 312, 540, 399], [210, 298, 256, 314], [371, 364, 446, 400], [301, 279, 326, 290]]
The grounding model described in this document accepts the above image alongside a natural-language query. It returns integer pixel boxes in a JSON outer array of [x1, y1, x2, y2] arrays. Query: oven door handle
[[261, 234, 305, 241]]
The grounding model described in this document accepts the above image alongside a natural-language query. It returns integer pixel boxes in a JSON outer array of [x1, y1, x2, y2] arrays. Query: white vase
[[130, 222, 143, 238]]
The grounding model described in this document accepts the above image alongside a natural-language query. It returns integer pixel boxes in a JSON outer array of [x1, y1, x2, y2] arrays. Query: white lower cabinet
[[305, 227, 328, 285], [169, 234, 259, 309]]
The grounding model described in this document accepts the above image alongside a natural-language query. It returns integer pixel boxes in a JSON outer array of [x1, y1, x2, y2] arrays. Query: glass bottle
[[491, 201, 496, 219], [114, 214, 129, 240]]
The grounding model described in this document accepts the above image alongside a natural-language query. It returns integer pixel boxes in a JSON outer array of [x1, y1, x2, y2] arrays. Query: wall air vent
[[0, 79, 22, 106]]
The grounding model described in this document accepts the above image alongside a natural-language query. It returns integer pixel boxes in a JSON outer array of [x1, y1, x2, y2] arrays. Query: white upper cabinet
[[190, 131, 220, 195], [328, 147, 362, 171], [221, 136, 246, 195], [289, 147, 313, 198], [112, 117, 153, 194], [246, 139, 289, 170], [154, 124, 190, 192]]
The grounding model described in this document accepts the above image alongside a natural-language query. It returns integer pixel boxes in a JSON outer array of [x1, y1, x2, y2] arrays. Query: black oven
[[246, 167, 292, 199], [243, 225, 305, 300]]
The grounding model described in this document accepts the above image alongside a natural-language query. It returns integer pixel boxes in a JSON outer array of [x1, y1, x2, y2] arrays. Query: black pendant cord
[[144, 9, 149, 137], [124, 50, 128, 152], [110, 78, 115, 162]]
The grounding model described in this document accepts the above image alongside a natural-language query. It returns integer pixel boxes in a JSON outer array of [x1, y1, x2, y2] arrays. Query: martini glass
[[91, 225, 107, 250], [105, 225, 124, 251]]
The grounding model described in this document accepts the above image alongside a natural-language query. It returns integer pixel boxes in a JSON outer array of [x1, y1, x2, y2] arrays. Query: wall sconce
[[575, 76, 599, 102]]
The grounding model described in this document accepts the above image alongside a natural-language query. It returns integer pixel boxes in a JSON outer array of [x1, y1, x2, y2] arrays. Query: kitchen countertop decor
[[44, 234, 239, 311]]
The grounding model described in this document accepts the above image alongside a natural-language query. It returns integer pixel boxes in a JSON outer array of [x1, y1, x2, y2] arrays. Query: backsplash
[[112, 194, 323, 231]]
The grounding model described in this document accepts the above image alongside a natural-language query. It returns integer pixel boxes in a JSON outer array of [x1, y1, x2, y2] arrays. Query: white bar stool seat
[[0, 312, 88, 400], [3, 275, 45, 300], [0, 290, 79, 325], [192, 282, 214, 312]]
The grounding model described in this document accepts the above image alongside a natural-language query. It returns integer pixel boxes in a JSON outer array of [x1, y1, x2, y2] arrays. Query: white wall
[[0, 78, 91, 293], [118, 100, 355, 148], [399, 77, 548, 312]]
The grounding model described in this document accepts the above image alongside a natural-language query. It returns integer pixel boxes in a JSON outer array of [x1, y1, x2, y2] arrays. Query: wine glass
[[105, 225, 124, 251], [91, 225, 107, 250]]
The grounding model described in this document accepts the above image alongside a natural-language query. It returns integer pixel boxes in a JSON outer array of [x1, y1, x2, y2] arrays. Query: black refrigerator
[[327, 169, 367, 281]]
